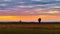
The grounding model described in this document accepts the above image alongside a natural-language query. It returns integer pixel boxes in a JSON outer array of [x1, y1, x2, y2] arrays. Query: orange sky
[[0, 15, 60, 22], [20, 15, 60, 22], [0, 16, 20, 21], [19, 10, 60, 22]]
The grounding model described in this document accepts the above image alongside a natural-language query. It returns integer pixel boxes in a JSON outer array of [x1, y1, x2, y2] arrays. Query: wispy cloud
[[0, 0, 59, 16]]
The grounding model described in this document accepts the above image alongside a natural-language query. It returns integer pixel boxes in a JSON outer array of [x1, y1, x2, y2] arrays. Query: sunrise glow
[[0, 16, 20, 21], [47, 10, 59, 14], [0, 0, 60, 22]]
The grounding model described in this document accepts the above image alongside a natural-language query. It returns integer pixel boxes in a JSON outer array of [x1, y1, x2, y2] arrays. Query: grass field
[[0, 23, 60, 34]]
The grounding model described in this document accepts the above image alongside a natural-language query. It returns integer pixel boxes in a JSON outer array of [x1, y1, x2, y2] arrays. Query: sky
[[0, 0, 60, 22]]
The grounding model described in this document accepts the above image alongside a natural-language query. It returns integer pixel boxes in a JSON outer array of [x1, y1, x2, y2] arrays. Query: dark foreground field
[[0, 22, 60, 34]]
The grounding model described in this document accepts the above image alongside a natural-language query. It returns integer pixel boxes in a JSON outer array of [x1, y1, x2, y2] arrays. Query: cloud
[[49, 6, 60, 9], [0, 4, 7, 6], [0, 0, 60, 9], [16, 5, 34, 8], [32, 0, 42, 1], [0, 0, 59, 16], [18, 2, 26, 4], [43, 10, 60, 14], [31, 0, 60, 2], [3, 0, 12, 2], [0, 7, 60, 16]]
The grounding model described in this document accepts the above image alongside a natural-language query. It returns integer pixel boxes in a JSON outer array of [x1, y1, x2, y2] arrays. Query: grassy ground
[[0, 29, 60, 34], [0, 24, 60, 34]]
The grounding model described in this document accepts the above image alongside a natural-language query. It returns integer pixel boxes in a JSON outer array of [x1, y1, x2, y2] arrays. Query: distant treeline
[[0, 22, 60, 24]]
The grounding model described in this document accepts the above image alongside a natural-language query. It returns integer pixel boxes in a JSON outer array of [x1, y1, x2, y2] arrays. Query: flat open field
[[0, 24, 60, 30], [0, 23, 60, 34]]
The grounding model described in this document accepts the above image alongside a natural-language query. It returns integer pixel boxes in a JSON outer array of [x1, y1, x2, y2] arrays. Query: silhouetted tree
[[38, 18, 41, 23]]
